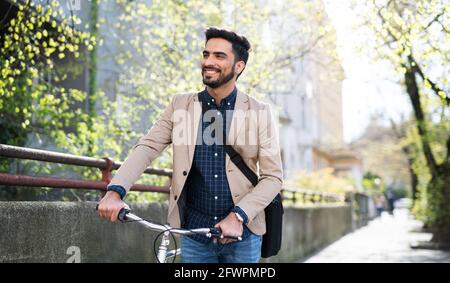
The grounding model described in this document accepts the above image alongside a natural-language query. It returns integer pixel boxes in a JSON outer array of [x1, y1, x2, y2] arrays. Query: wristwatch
[[234, 212, 244, 223]]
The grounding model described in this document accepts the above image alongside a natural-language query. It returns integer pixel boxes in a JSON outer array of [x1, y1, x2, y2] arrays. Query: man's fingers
[[218, 235, 237, 245], [97, 202, 127, 222], [111, 207, 122, 222], [219, 238, 235, 245], [100, 207, 110, 220], [113, 207, 123, 222], [97, 204, 105, 219]]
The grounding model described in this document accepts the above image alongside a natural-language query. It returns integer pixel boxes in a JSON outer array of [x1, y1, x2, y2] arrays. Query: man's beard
[[202, 64, 236, 89]]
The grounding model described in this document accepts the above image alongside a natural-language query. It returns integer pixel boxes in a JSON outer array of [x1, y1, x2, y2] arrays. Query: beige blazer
[[109, 90, 283, 235]]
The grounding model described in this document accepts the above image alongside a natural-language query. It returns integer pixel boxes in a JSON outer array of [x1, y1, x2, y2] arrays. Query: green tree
[[0, 0, 99, 199], [354, 0, 450, 243]]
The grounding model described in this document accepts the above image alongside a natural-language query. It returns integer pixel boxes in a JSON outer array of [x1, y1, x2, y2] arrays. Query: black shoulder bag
[[225, 145, 284, 258], [198, 92, 283, 258]]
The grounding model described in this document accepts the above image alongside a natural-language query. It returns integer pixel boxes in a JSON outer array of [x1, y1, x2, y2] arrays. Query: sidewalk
[[302, 209, 450, 263]]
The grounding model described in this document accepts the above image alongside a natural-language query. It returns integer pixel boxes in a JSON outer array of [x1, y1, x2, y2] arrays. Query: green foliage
[[286, 167, 356, 194], [0, 0, 98, 200], [405, 112, 450, 226], [362, 171, 385, 197], [0, 0, 95, 148]]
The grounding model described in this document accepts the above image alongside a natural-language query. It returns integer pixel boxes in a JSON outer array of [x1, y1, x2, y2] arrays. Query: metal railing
[[281, 187, 345, 205], [0, 144, 171, 194], [0, 144, 346, 204]]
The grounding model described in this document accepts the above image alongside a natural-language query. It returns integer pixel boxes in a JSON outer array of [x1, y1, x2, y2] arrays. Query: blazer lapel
[[187, 94, 202, 165], [226, 90, 249, 167]]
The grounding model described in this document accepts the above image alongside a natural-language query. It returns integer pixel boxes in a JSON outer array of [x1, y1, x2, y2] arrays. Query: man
[[97, 27, 283, 263]]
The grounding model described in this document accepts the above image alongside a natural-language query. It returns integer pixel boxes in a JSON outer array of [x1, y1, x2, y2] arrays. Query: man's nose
[[203, 56, 216, 67]]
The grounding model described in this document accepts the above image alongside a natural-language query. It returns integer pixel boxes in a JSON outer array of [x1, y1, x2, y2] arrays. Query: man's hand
[[97, 191, 128, 222], [214, 212, 244, 245]]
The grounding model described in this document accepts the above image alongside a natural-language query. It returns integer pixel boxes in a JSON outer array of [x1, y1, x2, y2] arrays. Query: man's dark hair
[[205, 27, 251, 79]]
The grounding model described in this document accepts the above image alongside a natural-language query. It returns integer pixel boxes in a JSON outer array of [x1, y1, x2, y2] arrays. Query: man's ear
[[235, 61, 246, 76]]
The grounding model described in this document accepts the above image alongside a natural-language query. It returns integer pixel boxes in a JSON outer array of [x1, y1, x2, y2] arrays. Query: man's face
[[202, 38, 239, 88]]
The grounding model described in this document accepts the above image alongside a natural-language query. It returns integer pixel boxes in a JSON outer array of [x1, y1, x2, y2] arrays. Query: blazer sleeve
[[235, 103, 284, 222], [107, 96, 176, 193]]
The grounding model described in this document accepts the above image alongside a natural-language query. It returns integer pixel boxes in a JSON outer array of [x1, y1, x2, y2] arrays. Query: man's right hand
[[97, 191, 128, 222]]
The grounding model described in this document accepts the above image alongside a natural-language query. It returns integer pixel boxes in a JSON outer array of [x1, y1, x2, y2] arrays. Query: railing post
[[100, 157, 114, 198]]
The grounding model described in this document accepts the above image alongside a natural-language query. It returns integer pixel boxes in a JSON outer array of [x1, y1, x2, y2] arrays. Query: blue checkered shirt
[[183, 87, 250, 243]]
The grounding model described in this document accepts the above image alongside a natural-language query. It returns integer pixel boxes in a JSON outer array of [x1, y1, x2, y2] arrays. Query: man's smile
[[203, 67, 221, 76]]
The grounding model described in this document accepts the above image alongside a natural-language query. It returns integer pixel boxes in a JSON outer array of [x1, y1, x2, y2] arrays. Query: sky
[[323, 0, 412, 143]]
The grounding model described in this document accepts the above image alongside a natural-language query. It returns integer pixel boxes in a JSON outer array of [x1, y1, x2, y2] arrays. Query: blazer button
[[174, 195, 178, 201], [183, 171, 187, 176]]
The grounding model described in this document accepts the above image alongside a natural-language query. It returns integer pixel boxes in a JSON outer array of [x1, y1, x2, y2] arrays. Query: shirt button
[[214, 216, 218, 220], [183, 171, 187, 176], [214, 196, 218, 200], [227, 102, 231, 106], [214, 174, 218, 178], [217, 112, 221, 115], [214, 153, 218, 157]]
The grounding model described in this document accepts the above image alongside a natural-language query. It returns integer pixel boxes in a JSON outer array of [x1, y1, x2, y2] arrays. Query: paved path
[[303, 209, 450, 263]]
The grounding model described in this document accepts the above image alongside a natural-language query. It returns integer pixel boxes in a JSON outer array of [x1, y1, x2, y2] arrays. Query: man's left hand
[[214, 212, 244, 245]]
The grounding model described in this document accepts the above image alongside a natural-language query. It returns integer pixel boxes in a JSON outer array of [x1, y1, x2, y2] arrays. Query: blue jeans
[[180, 233, 262, 263]]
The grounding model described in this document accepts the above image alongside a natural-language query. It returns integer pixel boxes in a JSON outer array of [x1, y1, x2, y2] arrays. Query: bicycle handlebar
[[118, 207, 130, 222], [96, 205, 242, 241]]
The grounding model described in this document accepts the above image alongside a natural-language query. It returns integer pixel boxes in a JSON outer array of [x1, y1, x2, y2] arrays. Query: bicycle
[[96, 205, 242, 263]]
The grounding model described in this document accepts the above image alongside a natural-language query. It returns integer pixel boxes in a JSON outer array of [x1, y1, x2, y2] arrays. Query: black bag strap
[[224, 145, 258, 187], [198, 92, 259, 187]]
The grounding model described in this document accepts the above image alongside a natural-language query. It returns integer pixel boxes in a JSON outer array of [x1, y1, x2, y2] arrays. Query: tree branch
[[410, 56, 450, 106], [374, 0, 449, 106], [423, 11, 444, 30], [274, 34, 325, 69]]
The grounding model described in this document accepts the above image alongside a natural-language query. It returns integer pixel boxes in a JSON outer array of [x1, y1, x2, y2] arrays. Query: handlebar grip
[[95, 204, 130, 222], [118, 207, 131, 222], [210, 227, 221, 237], [209, 228, 242, 241]]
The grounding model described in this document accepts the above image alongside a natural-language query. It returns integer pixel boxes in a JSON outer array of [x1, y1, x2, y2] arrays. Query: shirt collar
[[202, 86, 238, 106]]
